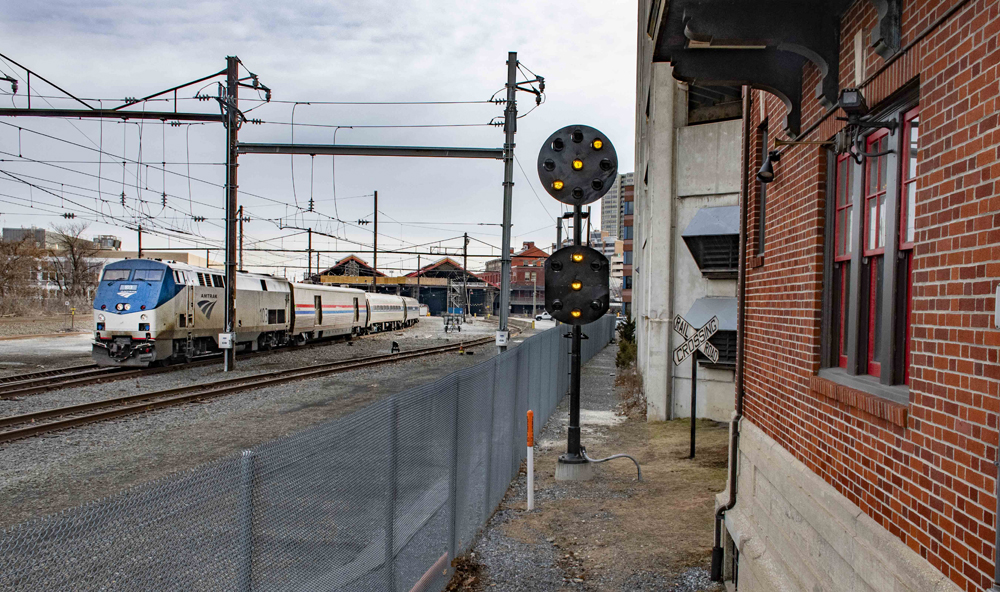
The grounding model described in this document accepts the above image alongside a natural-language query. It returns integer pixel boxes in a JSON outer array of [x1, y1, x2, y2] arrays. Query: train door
[[353, 297, 359, 323], [315, 295, 323, 325]]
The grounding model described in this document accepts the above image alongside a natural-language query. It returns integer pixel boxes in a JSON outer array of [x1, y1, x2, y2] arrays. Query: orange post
[[527, 410, 534, 447]]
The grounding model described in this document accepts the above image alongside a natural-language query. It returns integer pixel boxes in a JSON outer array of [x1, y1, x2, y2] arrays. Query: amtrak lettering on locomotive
[[93, 259, 420, 367]]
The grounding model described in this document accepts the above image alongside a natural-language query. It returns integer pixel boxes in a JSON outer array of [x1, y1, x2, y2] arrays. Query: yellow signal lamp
[[571, 253, 584, 262], [571, 281, 582, 291], [572, 159, 584, 170], [570, 309, 582, 318], [591, 139, 603, 150], [552, 179, 565, 191]]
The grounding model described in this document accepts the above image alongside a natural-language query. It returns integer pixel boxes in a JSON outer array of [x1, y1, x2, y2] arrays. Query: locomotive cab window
[[260, 280, 268, 291], [102, 269, 130, 281], [212, 275, 225, 288], [134, 269, 164, 282]]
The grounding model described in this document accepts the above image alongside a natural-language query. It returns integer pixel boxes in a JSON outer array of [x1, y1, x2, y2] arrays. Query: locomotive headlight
[[98, 314, 105, 321], [140, 314, 148, 321], [115, 303, 123, 311], [124, 303, 131, 311]]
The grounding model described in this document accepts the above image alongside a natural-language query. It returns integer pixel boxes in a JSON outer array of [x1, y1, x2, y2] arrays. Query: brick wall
[[743, 1, 1000, 589]]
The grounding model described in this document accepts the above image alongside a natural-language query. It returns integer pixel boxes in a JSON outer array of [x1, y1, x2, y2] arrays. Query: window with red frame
[[824, 97, 918, 389], [864, 129, 890, 378], [899, 107, 919, 384], [833, 154, 854, 368]]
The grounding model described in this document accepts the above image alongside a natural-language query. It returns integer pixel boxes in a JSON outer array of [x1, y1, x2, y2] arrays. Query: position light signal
[[544, 245, 610, 326], [537, 124, 618, 207]]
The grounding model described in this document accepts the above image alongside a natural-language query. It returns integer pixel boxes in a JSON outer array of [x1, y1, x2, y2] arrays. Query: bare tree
[[0, 237, 41, 300], [49, 223, 101, 302]]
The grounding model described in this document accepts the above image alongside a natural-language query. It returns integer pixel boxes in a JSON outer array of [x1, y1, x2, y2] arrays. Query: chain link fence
[[0, 316, 616, 592]]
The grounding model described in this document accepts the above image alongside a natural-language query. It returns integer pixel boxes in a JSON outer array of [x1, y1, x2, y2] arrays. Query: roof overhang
[[652, 0, 901, 137]]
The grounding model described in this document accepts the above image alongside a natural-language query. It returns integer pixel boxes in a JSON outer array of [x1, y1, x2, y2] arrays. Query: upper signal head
[[536, 124, 618, 206]]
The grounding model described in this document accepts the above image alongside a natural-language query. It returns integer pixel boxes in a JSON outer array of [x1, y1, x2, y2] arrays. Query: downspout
[[711, 85, 751, 582]]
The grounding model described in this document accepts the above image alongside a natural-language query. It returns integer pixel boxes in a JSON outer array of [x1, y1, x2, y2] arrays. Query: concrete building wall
[[633, 58, 681, 422], [635, 20, 741, 422], [669, 122, 740, 422]]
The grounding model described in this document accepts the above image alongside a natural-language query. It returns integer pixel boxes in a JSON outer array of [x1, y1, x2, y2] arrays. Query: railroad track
[[0, 335, 495, 444], [0, 327, 438, 399]]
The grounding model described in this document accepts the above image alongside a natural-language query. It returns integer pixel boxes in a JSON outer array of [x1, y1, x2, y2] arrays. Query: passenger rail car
[[364, 292, 407, 332]]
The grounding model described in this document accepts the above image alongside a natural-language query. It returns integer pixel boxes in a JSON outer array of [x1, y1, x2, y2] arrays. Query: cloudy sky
[[0, 0, 637, 277]]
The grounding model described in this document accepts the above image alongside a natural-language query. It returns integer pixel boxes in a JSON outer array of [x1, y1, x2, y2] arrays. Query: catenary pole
[[223, 56, 239, 372], [372, 190, 378, 292], [463, 232, 469, 321], [307, 228, 313, 280], [137, 225, 142, 259], [498, 51, 517, 351]]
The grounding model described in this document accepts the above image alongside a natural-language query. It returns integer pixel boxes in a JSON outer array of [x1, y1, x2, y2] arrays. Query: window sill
[[811, 369, 908, 428]]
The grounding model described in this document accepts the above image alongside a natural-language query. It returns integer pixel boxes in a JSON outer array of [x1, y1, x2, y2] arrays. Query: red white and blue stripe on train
[[92, 259, 420, 367]]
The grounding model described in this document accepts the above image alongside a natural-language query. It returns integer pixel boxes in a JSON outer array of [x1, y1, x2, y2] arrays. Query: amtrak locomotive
[[93, 259, 419, 367]]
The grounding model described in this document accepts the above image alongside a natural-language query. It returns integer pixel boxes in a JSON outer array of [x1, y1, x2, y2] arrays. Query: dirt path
[[449, 344, 729, 591]]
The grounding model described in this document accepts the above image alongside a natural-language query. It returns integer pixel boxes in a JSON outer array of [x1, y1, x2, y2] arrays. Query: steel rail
[[0, 336, 495, 443], [0, 363, 99, 384], [0, 329, 418, 398]]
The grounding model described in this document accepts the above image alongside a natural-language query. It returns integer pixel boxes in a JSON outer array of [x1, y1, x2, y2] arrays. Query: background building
[[620, 176, 634, 316], [482, 241, 547, 316], [644, 1, 1000, 591], [600, 171, 633, 239]]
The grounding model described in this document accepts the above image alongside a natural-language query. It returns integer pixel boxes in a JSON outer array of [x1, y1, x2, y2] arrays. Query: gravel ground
[[0, 315, 92, 339], [0, 332, 94, 377], [450, 344, 728, 592], [0, 316, 536, 529]]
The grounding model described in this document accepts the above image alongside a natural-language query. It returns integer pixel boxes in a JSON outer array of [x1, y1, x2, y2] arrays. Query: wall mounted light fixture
[[756, 150, 780, 183]]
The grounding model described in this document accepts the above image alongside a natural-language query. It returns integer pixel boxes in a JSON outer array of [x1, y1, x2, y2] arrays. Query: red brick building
[[622, 181, 635, 316], [482, 241, 548, 316], [641, 1, 1000, 590]]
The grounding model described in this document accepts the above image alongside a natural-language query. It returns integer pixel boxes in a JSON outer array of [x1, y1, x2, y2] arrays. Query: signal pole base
[[555, 454, 595, 481]]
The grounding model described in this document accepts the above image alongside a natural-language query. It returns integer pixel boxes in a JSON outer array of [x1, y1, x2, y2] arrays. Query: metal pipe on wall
[[711, 85, 752, 582]]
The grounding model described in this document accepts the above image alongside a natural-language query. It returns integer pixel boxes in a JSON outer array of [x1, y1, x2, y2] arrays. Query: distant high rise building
[[600, 172, 633, 238]]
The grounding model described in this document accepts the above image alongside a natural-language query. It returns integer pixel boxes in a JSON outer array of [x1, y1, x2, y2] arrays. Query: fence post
[[512, 346, 525, 477], [483, 359, 497, 517], [385, 400, 398, 591], [448, 378, 460, 564], [238, 449, 255, 592]]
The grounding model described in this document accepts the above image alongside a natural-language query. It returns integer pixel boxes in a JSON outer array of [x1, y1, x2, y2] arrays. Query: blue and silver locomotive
[[93, 259, 420, 367]]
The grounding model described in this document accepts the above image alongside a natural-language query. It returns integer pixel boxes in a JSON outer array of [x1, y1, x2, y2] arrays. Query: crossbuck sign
[[672, 315, 720, 366]]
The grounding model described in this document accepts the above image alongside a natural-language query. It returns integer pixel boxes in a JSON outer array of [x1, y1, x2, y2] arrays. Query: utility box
[[218, 332, 235, 349]]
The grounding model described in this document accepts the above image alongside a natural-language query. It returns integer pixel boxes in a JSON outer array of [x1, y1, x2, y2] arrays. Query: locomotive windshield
[[102, 269, 131, 281]]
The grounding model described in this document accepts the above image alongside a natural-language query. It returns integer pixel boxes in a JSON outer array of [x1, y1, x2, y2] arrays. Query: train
[[92, 259, 420, 367]]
